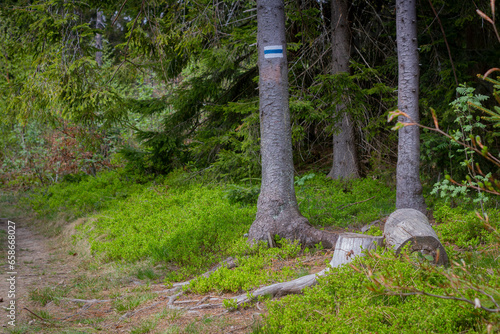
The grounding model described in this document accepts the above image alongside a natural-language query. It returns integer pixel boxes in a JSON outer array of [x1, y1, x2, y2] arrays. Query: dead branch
[[23, 307, 51, 323], [384, 290, 499, 313], [233, 269, 327, 305]]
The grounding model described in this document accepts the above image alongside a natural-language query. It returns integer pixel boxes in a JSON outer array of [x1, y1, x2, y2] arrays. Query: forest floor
[[0, 194, 333, 334]]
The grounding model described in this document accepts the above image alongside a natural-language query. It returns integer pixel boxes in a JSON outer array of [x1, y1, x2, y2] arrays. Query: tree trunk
[[330, 233, 384, 268], [384, 209, 448, 265], [328, 113, 359, 179], [96, 10, 104, 67], [327, 0, 359, 180], [395, 0, 426, 213], [247, 0, 339, 248]]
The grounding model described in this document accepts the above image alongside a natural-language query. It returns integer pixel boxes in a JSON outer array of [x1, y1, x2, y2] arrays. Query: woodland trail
[[0, 204, 264, 333], [0, 216, 77, 330]]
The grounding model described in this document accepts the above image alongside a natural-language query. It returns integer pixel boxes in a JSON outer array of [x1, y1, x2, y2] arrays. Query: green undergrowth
[[23, 170, 147, 220], [77, 183, 257, 279], [433, 203, 500, 249], [11, 168, 500, 333], [294, 174, 395, 227], [258, 202, 500, 333], [49, 171, 394, 282], [261, 248, 498, 333], [186, 238, 321, 293]]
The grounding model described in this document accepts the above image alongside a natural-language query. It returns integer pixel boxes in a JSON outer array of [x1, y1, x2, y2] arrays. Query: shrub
[[433, 203, 500, 249], [24, 170, 144, 220], [78, 184, 257, 278], [263, 249, 490, 333], [295, 175, 395, 227]]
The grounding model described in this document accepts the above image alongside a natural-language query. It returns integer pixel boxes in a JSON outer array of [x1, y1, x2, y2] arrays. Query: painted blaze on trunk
[[248, 0, 339, 248]]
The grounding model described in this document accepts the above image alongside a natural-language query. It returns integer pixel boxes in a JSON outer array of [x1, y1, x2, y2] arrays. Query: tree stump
[[330, 233, 384, 268], [384, 209, 448, 265]]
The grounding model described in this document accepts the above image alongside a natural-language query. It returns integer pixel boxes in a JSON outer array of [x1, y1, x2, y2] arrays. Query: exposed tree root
[[158, 257, 237, 305], [232, 269, 328, 305], [63, 298, 111, 303], [168, 291, 185, 306], [248, 211, 339, 248], [189, 303, 223, 310]]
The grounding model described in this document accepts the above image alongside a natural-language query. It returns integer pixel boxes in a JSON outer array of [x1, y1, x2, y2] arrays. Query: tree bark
[[384, 209, 448, 265], [395, 0, 426, 213], [327, 0, 359, 180], [247, 0, 339, 248], [330, 233, 384, 268]]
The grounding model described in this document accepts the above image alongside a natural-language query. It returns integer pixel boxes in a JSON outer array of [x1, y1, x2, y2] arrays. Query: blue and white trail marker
[[264, 45, 284, 59]]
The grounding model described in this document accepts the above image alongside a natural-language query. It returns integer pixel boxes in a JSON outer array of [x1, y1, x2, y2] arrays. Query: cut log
[[330, 233, 384, 268], [384, 209, 448, 265]]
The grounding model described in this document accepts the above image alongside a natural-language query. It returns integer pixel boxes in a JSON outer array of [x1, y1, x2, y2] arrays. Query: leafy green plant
[[186, 238, 306, 293], [79, 183, 257, 278], [263, 249, 493, 333], [364, 225, 383, 236], [24, 169, 145, 220], [223, 298, 238, 311], [295, 175, 395, 227], [433, 204, 499, 249]]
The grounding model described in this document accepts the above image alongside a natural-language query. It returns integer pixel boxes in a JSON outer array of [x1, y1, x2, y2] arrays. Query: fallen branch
[[233, 270, 325, 305], [158, 257, 237, 304], [23, 307, 51, 323], [384, 290, 499, 313]]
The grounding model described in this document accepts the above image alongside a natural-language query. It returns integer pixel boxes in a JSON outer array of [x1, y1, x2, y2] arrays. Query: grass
[[29, 286, 70, 306], [129, 308, 181, 334], [134, 266, 161, 280], [113, 292, 156, 313]]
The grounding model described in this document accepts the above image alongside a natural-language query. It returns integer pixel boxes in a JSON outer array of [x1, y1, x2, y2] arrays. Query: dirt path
[[0, 216, 76, 330], [0, 213, 265, 333]]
